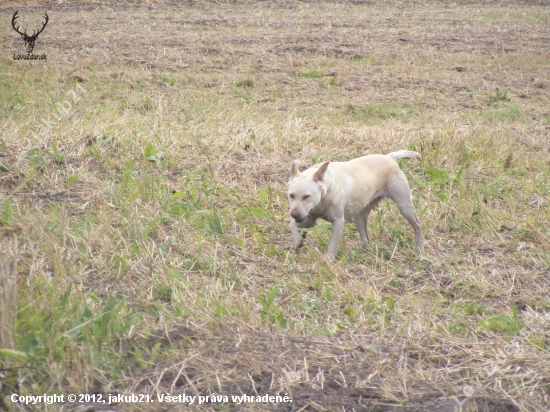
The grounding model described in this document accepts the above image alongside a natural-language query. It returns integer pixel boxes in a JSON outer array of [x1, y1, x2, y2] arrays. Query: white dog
[[287, 151, 424, 260]]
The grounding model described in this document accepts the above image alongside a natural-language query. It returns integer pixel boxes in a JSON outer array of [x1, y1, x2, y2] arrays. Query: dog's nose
[[291, 211, 304, 222], [290, 210, 304, 222]]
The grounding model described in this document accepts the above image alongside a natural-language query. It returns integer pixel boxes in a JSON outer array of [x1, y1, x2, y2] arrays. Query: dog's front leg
[[326, 218, 345, 261], [290, 216, 316, 250]]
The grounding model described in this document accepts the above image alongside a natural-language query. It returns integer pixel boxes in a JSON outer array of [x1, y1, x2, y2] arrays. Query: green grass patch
[[235, 75, 255, 88], [345, 103, 416, 122], [481, 307, 521, 334], [298, 70, 323, 78]]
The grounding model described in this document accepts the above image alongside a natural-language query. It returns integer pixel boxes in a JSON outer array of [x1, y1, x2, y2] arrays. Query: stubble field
[[1, 1, 549, 411]]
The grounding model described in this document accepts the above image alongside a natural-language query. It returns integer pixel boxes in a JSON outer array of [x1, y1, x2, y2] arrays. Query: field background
[[1, 1, 549, 411]]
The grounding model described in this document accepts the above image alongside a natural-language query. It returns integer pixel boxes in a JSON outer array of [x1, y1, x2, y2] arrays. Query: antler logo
[[11, 10, 49, 54]]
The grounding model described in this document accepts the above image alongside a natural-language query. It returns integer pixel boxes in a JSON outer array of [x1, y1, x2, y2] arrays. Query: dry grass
[[0, 239, 18, 350], [1, 1, 549, 411]]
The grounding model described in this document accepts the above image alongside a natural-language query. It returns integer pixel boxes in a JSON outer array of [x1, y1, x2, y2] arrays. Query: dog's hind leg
[[355, 198, 383, 247], [388, 177, 424, 252]]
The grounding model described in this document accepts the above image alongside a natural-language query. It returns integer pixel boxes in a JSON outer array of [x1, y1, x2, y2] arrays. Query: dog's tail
[[387, 150, 422, 161]]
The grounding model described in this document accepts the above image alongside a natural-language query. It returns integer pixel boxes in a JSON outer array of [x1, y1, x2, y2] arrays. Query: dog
[[287, 151, 424, 260]]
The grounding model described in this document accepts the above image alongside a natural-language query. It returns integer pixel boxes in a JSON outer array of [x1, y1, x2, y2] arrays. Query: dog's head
[[287, 160, 330, 223]]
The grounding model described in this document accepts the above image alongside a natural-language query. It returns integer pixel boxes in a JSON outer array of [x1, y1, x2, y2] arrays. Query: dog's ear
[[313, 162, 330, 182], [290, 160, 301, 178]]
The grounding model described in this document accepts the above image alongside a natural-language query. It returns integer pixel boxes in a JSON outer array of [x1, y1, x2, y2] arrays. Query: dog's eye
[[289, 194, 295, 199], [303, 195, 310, 200]]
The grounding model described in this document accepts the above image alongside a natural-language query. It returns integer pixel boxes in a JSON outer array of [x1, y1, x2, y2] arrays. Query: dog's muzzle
[[290, 209, 303, 221]]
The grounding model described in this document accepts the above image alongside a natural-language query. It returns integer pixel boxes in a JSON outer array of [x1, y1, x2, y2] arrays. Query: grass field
[[1, 1, 549, 411]]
